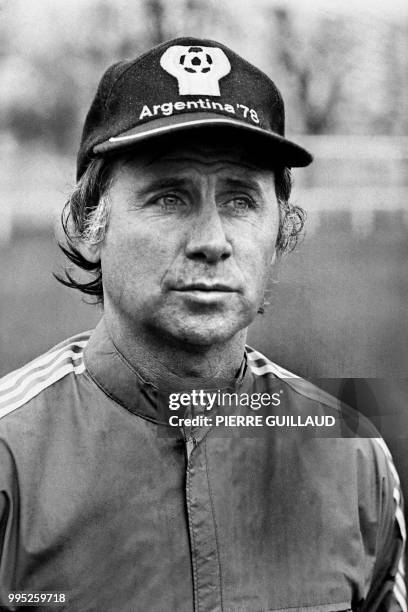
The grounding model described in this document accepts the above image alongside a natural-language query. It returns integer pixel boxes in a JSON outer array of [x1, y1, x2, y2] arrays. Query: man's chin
[[151, 312, 252, 348]]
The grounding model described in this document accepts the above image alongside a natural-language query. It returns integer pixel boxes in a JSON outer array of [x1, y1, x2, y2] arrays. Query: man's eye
[[156, 195, 187, 212], [221, 197, 254, 215]]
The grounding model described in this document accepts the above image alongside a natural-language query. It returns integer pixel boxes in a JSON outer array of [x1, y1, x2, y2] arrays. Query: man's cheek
[[246, 243, 273, 277], [249, 255, 274, 299]]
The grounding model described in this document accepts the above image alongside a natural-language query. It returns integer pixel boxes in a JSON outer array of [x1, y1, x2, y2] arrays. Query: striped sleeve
[[363, 437, 407, 612], [0, 333, 92, 608], [246, 345, 300, 379], [0, 332, 90, 420]]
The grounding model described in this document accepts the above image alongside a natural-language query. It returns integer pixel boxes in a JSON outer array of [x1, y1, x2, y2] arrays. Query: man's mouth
[[171, 282, 239, 304], [175, 282, 236, 292]]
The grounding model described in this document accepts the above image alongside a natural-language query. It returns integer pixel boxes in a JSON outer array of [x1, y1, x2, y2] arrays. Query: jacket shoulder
[[0, 330, 93, 421], [245, 345, 403, 485], [246, 345, 382, 435]]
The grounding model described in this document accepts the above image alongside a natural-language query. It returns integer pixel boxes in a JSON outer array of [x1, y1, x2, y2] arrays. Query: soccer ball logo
[[160, 45, 231, 96], [179, 47, 213, 74]]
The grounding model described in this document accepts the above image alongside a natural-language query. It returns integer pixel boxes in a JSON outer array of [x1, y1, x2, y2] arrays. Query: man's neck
[[104, 316, 247, 390]]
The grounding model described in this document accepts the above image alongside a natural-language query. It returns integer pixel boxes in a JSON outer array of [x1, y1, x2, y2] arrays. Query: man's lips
[[173, 282, 237, 292]]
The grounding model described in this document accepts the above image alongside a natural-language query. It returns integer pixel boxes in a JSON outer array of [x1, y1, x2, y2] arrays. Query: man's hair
[[57, 157, 306, 304]]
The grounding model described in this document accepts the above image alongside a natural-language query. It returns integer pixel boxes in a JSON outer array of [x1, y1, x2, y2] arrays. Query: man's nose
[[185, 205, 232, 263]]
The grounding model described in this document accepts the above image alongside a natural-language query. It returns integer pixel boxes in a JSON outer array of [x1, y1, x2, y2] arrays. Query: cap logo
[[160, 45, 231, 96]]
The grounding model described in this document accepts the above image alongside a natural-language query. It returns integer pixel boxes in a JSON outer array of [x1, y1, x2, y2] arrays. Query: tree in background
[[0, 0, 407, 154], [0, 0, 225, 154], [269, 7, 356, 134], [267, 5, 408, 137], [373, 20, 408, 135]]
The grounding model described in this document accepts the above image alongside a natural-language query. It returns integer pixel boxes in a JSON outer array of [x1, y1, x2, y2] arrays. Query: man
[[0, 37, 405, 611]]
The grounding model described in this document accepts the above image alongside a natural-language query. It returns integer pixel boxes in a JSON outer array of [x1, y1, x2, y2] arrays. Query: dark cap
[[77, 36, 313, 179]]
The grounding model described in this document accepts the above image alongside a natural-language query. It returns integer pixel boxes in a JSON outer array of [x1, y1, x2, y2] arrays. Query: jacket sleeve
[[0, 440, 19, 611], [362, 437, 406, 612]]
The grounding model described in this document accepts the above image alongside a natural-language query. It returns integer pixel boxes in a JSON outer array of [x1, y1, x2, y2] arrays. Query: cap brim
[[93, 112, 313, 168]]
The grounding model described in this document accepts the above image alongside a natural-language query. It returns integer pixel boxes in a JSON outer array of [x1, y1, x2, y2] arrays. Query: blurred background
[[1, 0, 407, 377], [1, 6, 408, 397], [1, 0, 408, 581]]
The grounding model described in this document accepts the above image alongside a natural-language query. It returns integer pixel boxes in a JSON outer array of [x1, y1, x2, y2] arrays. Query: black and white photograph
[[0, 0, 407, 610]]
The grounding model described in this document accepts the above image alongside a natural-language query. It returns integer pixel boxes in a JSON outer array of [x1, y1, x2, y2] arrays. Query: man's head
[[59, 37, 311, 347]]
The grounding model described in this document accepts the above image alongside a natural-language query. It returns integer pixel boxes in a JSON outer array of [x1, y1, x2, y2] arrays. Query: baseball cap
[[77, 36, 313, 179]]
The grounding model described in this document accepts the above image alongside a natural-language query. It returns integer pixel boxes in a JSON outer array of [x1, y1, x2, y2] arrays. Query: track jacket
[[0, 318, 405, 612]]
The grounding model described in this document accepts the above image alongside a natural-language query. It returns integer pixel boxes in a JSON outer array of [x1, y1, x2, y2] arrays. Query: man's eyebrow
[[222, 177, 264, 194], [136, 177, 190, 197], [133, 176, 266, 198]]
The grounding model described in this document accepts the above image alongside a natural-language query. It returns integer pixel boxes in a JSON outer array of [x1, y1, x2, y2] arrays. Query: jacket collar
[[84, 318, 254, 425]]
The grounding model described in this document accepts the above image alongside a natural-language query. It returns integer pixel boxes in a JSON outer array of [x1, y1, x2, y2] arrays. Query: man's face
[[96, 138, 280, 346]]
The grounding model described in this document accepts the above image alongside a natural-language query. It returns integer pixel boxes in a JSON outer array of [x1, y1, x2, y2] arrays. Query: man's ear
[[76, 240, 102, 264]]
